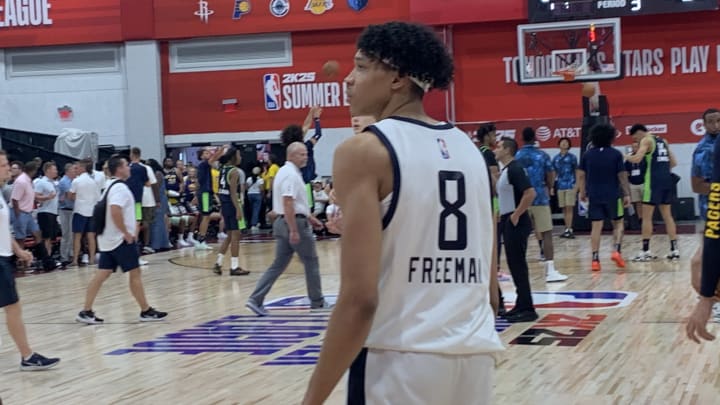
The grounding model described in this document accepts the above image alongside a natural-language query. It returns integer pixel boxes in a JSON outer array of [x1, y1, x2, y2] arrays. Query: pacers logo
[[194, 0, 214, 23], [232, 0, 250, 19], [263, 74, 281, 111]]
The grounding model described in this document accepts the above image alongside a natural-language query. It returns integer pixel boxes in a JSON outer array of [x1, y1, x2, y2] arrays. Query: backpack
[[93, 180, 126, 236]]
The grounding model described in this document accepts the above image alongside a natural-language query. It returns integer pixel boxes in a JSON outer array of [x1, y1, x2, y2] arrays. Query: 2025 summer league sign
[[106, 291, 635, 365]]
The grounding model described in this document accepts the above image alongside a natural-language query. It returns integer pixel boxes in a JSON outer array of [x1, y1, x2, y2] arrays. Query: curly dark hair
[[590, 124, 616, 148], [357, 21, 454, 92], [280, 124, 304, 147]]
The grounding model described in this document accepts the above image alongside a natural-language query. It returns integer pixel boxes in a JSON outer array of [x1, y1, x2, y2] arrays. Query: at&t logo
[[194, 0, 214, 23], [536, 126, 552, 142]]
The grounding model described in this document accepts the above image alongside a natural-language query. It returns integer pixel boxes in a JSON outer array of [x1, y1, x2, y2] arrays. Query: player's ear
[[390, 74, 409, 92]]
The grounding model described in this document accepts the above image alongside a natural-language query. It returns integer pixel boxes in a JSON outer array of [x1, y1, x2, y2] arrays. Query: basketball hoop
[[552, 68, 577, 82]]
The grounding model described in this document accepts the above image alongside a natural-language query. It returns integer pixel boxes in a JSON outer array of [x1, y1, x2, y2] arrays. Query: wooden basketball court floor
[[0, 229, 718, 404]]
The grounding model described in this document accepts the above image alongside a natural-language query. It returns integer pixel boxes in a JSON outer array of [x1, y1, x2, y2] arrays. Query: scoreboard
[[528, 0, 719, 23]]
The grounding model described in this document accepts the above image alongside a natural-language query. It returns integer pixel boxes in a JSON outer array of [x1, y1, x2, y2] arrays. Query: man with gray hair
[[246, 142, 330, 316]]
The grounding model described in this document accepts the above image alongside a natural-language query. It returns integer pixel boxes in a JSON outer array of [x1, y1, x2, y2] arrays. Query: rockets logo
[[263, 74, 281, 111], [194, 0, 214, 23]]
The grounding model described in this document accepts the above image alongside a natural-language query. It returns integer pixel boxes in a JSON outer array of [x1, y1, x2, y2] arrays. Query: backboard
[[516, 18, 621, 84]]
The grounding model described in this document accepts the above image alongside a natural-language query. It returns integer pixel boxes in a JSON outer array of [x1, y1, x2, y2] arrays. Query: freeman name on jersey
[[408, 256, 485, 284]]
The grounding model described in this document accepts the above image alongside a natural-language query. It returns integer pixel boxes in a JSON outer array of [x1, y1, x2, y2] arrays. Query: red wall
[[0, 0, 124, 48], [162, 28, 363, 135], [153, 0, 409, 39], [453, 12, 720, 124]]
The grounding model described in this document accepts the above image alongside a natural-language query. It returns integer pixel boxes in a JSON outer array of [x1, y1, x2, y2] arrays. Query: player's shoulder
[[336, 131, 389, 165]]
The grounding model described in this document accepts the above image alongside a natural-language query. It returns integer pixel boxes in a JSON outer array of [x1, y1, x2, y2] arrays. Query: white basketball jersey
[[365, 117, 504, 355]]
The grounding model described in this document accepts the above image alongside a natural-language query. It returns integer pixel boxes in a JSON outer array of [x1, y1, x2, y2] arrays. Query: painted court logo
[[501, 290, 637, 310]]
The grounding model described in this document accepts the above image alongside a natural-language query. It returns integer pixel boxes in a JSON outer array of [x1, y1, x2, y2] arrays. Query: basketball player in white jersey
[[303, 22, 503, 405]]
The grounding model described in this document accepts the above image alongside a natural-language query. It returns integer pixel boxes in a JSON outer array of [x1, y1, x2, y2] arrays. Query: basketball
[[581, 82, 596, 98], [322, 60, 340, 78]]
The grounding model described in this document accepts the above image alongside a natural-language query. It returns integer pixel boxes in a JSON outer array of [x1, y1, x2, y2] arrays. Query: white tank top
[[365, 117, 504, 355], [0, 196, 13, 256]]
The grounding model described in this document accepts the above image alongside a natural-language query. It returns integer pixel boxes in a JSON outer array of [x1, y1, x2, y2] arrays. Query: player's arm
[[688, 143, 720, 343], [208, 145, 227, 166], [627, 137, 650, 164], [303, 134, 385, 405], [228, 169, 243, 220], [667, 144, 678, 169], [576, 164, 586, 201]]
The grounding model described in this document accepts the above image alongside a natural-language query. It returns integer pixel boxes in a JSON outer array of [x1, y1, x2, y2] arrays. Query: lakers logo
[[304, 0, 333, 15], [233, 0, 251, 19]]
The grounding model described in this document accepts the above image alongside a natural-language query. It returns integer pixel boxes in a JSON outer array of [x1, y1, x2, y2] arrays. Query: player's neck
[[379, 98, 438, 125], [499, 156, 513, 166]]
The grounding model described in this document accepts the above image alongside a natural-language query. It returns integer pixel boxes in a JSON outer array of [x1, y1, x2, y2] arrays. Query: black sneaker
[[140, 307, 168, 322], [213, 263, 222, 275], [76, 310, 104, 324], [567, 230, 575, 239], [230, 267, 250, 276], [504, 310, 539, 323], [20, 352, 60, 371]]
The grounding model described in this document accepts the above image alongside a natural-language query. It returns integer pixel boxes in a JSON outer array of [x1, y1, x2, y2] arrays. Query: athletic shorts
[[200, 192, 212, 216], [220, 200, 246, 231], [528, 205, 553, 234], [643, 186, 674, 206], [348, 348, 495, 405], [37, 212, 59, 239], [72, 213, 95, 234], [0, 256, 19, 308], [13, 211, 39, 239], [134, 202, 143, 221], [589, 198, 624, 222], [98, 241, 140, 273], [630, 184, 644, 203], [141, 207, 156, 226], [556, 189, 577, 208]]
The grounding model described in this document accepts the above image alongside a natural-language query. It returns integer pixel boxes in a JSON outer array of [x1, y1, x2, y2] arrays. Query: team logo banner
[[233, 0, 250, 19], [347, 0, 368, 11], [305, 0, 333, 15], [269, 0, 289, 17]]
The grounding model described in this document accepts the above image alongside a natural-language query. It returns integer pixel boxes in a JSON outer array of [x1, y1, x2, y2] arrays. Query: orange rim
[[553, 69, 576, 82]]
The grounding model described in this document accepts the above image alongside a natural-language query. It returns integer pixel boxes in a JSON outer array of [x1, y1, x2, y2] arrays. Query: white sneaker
[[81, 254, 89, 264], [139, 259, 149, 266], [142, 246, 155, 254], [187, 235, 198, 246], [217, 232, 228, 240], [546, 270, 568, 283], [195, 242, 212, 250], [667, 250, 680, 260], [631, 251, 656, 262], [177, 239, 193, 248]]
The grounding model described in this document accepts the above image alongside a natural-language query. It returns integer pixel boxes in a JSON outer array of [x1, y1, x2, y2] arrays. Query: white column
[[124, 41, 164, 160]]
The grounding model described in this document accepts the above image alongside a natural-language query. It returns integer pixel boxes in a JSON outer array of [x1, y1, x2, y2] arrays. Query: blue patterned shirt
[[552, 152, 578, 190], [516, 145, 554, 206], [692, 133, 717, 219]]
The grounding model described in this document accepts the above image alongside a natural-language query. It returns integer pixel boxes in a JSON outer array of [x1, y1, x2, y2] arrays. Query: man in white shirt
[[34, 162, 60, 262], [69, 159, 100, 267], [0, 150, 61, 371], [76, 155, 167, 324], [246, 142, 328, 316]]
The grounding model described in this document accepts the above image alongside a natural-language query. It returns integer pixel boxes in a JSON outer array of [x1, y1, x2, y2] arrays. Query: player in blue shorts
[[627, 124, 679, 261], [577, 124, 630, 272]]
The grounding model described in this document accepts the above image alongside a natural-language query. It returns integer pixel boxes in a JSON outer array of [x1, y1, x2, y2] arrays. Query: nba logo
[[263, 74, 281, 111], [437, 138, 450, 159]]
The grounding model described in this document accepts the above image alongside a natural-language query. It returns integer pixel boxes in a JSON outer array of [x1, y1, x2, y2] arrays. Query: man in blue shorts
[[76, 155, 167, 324], [577, 124, 630, 272]]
